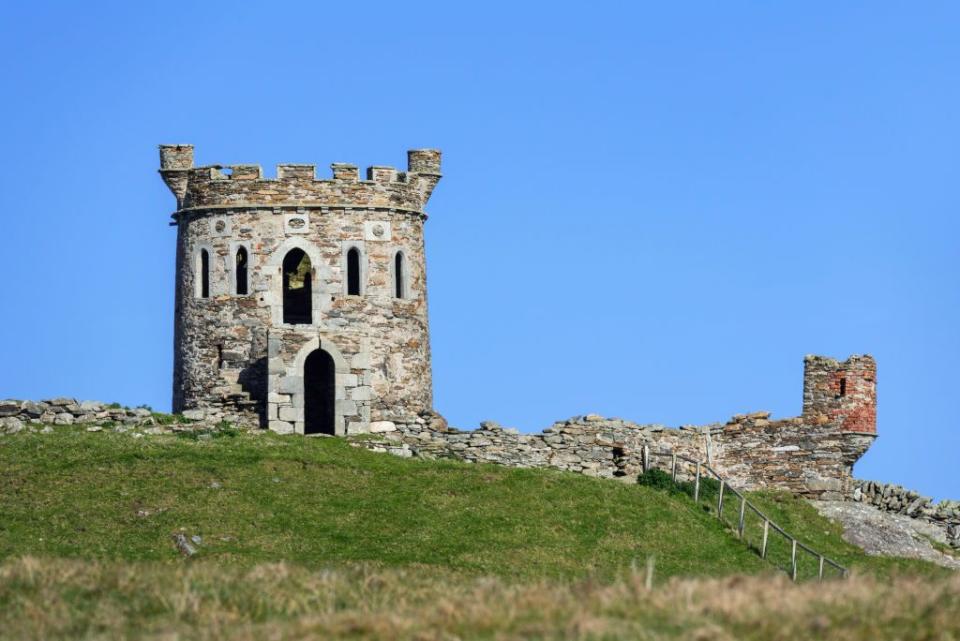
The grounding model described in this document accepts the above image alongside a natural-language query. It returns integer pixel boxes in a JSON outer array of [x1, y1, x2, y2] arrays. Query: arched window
[[282, 248, 312, 324], [199, 249, 210, 299], [235, 247, 248, 296], [346, 247, 361, 295], [394, 251, 405, 299]]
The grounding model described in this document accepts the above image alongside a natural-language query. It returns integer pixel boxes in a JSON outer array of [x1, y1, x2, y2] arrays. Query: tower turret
[[158, 144, 194, 208], [802, 354, 877, 434]]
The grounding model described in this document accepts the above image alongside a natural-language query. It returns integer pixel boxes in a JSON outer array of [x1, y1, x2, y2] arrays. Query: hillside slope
[[2, 426, 957, 640], [0, 426, 941, 580]]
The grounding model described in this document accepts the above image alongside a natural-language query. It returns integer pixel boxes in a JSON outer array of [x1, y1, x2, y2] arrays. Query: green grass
[[0, 427, 955, 640], [634, 468, 943, 580], [0, 427, 947, 581]]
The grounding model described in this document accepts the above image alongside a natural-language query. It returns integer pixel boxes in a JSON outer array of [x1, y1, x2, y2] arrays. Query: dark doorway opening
[[304, 349, 335, 435], [283, 249, 312, 324]]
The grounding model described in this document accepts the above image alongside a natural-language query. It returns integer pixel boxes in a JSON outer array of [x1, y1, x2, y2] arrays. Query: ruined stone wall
[[704, 413, 875, 497], [161, 145, 440, 433], [365, 356, 877, 500]]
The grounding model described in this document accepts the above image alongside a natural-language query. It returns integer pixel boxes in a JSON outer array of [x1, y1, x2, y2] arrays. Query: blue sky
[[0, 2, 957, 498]]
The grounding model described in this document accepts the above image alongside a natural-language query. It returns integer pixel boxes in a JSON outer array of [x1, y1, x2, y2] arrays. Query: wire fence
[[642, 446, 848, 581]]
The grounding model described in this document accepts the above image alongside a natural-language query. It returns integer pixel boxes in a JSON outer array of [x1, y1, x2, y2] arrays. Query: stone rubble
[[172, 532, 198, 557]]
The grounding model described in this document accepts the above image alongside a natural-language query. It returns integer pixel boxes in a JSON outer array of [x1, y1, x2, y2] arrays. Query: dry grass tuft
[[1, 557, 958, 640]]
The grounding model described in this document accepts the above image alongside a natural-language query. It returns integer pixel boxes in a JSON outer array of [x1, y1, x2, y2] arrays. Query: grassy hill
[[0, 426, 955, 640]]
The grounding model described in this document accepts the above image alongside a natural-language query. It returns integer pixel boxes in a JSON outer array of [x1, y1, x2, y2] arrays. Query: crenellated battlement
[[159, 145, 442, 215], [189, 163, 414, 184]]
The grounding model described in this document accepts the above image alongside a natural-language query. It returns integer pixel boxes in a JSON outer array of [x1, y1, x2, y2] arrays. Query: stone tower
[[802, 354, 877, 435], [159, 144, 442, 434]]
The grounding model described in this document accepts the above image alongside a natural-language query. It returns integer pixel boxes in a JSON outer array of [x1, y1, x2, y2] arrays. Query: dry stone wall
[[852, 480, 960, 549], [0, 399, 232, 433]]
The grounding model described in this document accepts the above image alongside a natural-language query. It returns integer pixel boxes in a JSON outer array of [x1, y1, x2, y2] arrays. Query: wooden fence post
[[693, 463, 701, 502], [761, 519, 769, 559], [642, 445, 649, 474], [791, 539, 798, 581], [738, 496, 746, 539], [717, 480, 725, 518], [818, 555, 825, 581]]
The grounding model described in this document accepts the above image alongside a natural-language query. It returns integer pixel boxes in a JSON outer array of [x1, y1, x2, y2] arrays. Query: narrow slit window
[[839, 377, 847, 397], [199, 249, 210, 299], [347, 247, 361, 295], [394, 252, 405, 299], [235, 247, 248, 295]]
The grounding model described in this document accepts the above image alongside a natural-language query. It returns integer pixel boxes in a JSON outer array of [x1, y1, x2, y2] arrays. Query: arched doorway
[[283, 248, 312, 324], [304, 349, 335, 435]]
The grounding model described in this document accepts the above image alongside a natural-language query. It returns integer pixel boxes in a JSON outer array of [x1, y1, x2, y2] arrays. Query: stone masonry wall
[[363, 355, 878, 500]]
